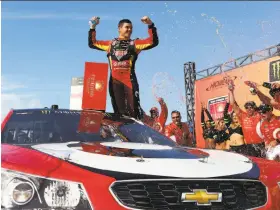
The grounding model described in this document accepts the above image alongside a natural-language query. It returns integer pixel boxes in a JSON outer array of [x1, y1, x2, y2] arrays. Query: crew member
[[245, 81, 280, 110], [256, 104, 280, 161], [144, 97, 168, 133], [165, 111, 192, 146], [201, 103, 215, 149], [88, 16, 159, 119], [228, 81, 264, 157]]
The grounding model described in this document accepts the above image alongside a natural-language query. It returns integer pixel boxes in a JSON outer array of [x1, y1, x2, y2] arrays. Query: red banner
[[78, 111, 104, 133], [82, 62, 109, 111]]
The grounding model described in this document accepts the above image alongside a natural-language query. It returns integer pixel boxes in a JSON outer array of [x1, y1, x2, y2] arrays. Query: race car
[[1, 105, 280, 210]]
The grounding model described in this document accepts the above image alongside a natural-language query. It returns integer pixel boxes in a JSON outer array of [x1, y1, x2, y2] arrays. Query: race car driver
[[228, 81, 265, 157], [165, 110, 192, 146], [88, 16, 159, 120], [245, 81, 280, 110], [256, 104, 280, 161], [144, 97, 168, 133]]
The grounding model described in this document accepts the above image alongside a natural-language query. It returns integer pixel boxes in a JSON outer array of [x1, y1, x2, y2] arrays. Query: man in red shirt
[[143, 97, 168, 133], [228, 82, 265, 157], [165, 111, 192, 146], [256, 104, 280, 161]]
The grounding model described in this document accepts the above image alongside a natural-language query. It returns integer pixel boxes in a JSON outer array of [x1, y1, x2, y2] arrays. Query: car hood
[[31, 142, 260, 180]]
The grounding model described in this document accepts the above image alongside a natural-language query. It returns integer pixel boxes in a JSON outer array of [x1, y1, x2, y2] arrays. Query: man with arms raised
[[88, 16, 159, 120], [145, 97, 168, 133]]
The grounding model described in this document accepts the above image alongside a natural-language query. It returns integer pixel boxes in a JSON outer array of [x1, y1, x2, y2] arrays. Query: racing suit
[[88, 24, 159, 119], [165, 122, 192, 146], [144, 101, 168, 133], [257, 115, 280, 160], [238, 111, 265, 157]]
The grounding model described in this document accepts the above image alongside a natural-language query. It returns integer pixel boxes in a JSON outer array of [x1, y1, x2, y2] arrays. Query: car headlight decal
[[1, 169, 93, 210], [44, 181, 81, 208]]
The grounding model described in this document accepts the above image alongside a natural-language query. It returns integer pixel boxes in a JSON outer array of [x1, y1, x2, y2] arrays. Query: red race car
[[1, 106, 280, 210]]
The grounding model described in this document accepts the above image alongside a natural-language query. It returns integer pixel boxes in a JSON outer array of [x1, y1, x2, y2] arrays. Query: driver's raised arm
[[88, 16, 111, 52], [134, 16, 159, 52]]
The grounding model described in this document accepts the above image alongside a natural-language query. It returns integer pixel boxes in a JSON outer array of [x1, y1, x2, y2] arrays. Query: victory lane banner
[[208, 96, 233, 120]]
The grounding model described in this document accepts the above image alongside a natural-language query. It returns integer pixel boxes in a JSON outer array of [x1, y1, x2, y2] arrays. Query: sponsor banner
[[111, 60, 130, 69], [269, 59, 280, 82], [82, 62, 109, 111], [208, 96, 233, 120], [195, 56, 280, 148]]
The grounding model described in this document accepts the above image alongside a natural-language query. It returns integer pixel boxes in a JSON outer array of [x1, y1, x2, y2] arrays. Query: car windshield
[[1, 110, 176, 147]]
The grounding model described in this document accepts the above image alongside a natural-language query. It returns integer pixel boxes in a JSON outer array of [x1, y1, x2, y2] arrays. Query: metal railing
[[196, 44, 280, 80]]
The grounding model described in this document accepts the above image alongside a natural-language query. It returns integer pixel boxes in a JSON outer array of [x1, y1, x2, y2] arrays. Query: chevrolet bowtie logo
[[181, 189, 222, 206]]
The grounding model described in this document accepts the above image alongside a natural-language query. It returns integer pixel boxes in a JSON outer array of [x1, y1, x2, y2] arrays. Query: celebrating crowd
[[142, 97, 193, 147], [201, 80, 280, 161], [88, 16, 279, 161]]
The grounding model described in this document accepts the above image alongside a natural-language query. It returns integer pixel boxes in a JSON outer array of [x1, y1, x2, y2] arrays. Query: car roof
[[12, 108, 109, 114], [8, 108, 136, 123]]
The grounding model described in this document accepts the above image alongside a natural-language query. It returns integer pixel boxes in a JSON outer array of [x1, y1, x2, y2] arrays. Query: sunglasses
[[245, 106, 254, 110], [258, 110, 271, 114]]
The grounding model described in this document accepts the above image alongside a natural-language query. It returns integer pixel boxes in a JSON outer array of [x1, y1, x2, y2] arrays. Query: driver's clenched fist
[[141, 16, 153, 25], [89, 16, 100, 29]]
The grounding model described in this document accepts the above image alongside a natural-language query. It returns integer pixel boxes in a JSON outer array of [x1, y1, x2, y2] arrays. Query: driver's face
[[118, 23, 133, 39]]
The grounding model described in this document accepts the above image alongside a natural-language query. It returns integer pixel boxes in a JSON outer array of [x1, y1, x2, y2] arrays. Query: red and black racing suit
[[88, 24, 159, 119]]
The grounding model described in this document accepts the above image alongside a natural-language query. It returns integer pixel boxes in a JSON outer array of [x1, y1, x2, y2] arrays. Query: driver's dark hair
[[171, 110, 181, 116], [118, 19, 132, 28]]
